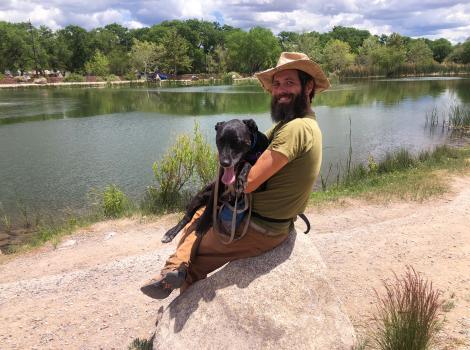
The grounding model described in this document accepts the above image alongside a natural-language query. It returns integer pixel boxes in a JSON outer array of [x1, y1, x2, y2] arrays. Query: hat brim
[[255, 59, 330, 93]]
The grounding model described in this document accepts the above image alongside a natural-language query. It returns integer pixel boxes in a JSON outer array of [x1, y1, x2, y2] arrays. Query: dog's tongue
[[221, 166, 235, 185]]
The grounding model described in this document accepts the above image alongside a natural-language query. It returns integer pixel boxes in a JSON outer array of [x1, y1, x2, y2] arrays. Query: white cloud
[[0, 0, 468, 43]]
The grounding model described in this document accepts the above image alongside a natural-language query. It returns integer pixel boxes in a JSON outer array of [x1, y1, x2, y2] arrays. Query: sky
[[0, 0, 469, 44]]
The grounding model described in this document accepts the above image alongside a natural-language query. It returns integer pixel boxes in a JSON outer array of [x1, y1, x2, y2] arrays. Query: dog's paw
[[161, 229, 177, 243]]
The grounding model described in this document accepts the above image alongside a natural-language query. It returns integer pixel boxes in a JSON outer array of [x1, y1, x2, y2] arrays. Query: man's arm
[[244, 149, 288, 193]]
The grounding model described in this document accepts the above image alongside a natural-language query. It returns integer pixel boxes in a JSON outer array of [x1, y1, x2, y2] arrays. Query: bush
[[105, 74, 120, 82], [123, 71, 137, 81], [102, 184, 128, 218], [141, 122, 217, 213], [84, 50, 110, 77], [64, 73, 85, 82], [371, 266, 442, 350]]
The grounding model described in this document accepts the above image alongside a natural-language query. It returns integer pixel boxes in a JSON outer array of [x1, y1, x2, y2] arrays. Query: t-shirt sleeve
[[268, 120, 311, 162]]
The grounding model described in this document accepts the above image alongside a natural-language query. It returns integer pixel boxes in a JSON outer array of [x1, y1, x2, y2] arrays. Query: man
[[141, 52, 330, 299]]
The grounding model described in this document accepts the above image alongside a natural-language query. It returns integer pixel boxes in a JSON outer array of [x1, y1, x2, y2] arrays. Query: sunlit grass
[[311, 145, 470, 206]]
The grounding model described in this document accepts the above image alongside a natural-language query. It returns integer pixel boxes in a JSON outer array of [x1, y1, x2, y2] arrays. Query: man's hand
[[244, 149, 288, 193]]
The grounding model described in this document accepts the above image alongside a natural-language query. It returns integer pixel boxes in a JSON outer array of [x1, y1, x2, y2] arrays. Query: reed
[[425, 104, 470, 136], [447, 104, 470, 131]]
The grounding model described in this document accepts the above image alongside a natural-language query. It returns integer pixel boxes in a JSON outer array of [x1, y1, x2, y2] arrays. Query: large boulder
[[153, 230, 356, 349]]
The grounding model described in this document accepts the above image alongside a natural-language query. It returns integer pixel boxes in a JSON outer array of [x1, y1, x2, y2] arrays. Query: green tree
[[207, 44, 227, 73], [89, 27, 120, 55], [50, 32, 72, 73], [160, 28, 191, 75], [278, 31, 300, 51], [366, 33, 407, 76], [57, 25, 91, 72], [226, 27, 281, 73], [330, 26, 371, 53], [84, 50, 110, 77], [297, 32, 324, 63], [429, 38, 452, 63], [108, 48, 130, 75], [104, 23, 132, 49], [357, 35, 381, 66], [129, 39, 160, 77], [461, 40, 470, 64], [0, 22, 33, 74], [371, 46, 406, 76], [406, 39, 434, 66], [323, 39, 355, 72]]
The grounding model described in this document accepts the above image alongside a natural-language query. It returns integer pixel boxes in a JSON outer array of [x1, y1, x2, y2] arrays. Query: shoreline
[[0, 78, 232, 89], [1, 143, 469, 257], [1, 73, 469, 90]]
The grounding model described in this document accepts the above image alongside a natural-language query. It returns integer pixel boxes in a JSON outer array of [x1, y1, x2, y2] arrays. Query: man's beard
[[270, 89, 310, 123]]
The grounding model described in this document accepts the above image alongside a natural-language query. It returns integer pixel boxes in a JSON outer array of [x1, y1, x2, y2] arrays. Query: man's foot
[[140, 269, 187, 299]]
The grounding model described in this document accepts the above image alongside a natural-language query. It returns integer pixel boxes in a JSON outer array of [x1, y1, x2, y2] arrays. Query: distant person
[[141, 52, 330, 299]]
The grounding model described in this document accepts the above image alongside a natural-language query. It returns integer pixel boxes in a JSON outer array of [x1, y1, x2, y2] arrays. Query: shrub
[[84, 50, 110, 77], [371, 266, 442, 350], [124, 71, 137, 81], [142, 122, 217, 213], [102, 184, 128, 218], [64, 73, 85, 82], [105, 74, 120, 82]]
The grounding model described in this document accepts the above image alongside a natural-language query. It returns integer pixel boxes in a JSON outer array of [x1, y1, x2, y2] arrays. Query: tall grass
[[312, 144, 468, 205], [447, 104, 470, 131], [425, 103, 470, 136], [370, 266, 442, 350]]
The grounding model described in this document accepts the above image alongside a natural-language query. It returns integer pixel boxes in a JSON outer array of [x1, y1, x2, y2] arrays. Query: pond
[[0, 77, 469, 226]]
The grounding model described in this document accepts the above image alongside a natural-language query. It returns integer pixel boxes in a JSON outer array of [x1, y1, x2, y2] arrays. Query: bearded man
[[141, 52, 330, 299]]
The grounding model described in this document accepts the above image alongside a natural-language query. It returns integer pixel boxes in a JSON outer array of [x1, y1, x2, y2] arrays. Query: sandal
[[140, 269, 186, 299]]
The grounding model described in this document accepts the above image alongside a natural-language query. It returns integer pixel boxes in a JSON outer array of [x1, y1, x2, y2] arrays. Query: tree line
[[0, 20, 469, 78]]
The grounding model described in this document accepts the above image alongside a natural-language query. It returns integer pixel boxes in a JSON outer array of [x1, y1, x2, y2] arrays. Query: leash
[[212, 164, 252, 245]]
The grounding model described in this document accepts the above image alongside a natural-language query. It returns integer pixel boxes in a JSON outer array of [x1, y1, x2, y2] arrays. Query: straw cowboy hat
[[255, 52, 330, 93]]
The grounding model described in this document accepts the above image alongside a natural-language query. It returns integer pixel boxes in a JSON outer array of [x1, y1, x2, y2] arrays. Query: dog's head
[[215, 119, 258, 185]]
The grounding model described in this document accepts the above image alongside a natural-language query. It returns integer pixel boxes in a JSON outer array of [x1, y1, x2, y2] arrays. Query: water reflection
[[1, 78, 469, 125]]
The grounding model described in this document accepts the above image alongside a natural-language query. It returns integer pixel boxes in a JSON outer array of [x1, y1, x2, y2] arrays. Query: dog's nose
[[220, 159, 231, 167]]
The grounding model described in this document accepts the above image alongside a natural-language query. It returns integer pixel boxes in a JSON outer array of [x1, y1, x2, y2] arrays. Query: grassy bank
[[310, 145, 470, 205], [2, 143, 468, 258]]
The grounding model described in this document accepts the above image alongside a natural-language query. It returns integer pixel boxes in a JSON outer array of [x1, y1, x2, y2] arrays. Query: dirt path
[[1, 176, 469, 349]]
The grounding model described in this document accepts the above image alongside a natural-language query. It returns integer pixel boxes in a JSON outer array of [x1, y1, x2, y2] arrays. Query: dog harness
[[212, 165, 252, 245]]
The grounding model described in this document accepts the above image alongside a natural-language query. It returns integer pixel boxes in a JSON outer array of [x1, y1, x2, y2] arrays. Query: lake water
[[0, 77, 469, 227]]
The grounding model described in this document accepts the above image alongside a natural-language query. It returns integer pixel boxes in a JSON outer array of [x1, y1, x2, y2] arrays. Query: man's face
[[270, 69, 309, 122]]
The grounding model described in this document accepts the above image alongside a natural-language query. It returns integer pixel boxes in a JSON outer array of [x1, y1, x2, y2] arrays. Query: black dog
[[161, 119, 269, 243]]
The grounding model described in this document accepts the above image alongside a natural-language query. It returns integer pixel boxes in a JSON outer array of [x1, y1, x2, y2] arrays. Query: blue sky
[[1, 0, 469, 43]]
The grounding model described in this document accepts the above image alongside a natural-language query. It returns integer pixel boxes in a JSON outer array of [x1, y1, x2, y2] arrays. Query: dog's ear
[[243, 119, 258, 133], [215, 121, 225, 131]]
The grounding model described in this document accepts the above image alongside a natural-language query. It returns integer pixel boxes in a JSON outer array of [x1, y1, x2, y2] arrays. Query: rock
[[33, 77, 47, 84], [104, 231, 117, 240], [154, 231, 356, 349], [59, 239, 76, 249]]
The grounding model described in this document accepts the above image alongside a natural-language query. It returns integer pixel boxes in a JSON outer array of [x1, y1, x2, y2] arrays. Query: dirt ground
[[0, 175, 469, 349]]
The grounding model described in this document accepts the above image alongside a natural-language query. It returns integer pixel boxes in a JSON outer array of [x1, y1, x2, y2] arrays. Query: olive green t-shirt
[[251, 113, 322, 234]]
